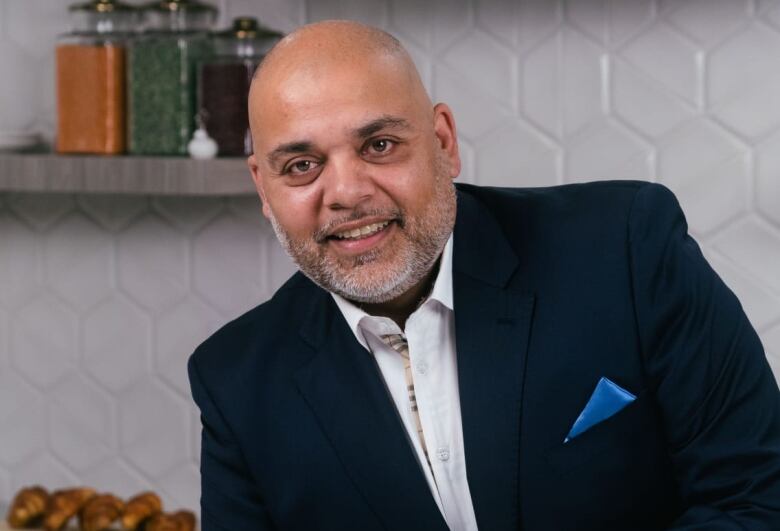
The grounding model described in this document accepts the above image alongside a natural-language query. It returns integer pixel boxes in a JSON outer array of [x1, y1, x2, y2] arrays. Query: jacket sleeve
[[628, 183, 780, 530], [188, 351, 275, 530]]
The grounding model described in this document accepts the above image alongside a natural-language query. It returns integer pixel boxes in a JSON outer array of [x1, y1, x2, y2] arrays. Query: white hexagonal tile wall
[[612, 58, 695, 140], [156, 296, 223, 397], [566, 119, 652, 183], [666, 0, 750, 46], [0, 213, 41, 310], [565, 121, 653, 182], [190, 408, 201, 464], [81, 460, 154, 500], [119, 381, 189, 480], [0, 373, 45, 467], [709, 24, 780, 141], [307, 0, 389, 28], [620, 22, 700, 105], [765, 322, 780, 360], [156, 463, 200, 514], [262, 231, 298, 295], [441, 30, 517, 110], [152, 197, 224, 234], [389, 0, 436, 50], [11, 294, 78, 389], [9, 454, 80, 494], [392, 0, 474, 53], [0, 470, 10, 507], [44, 214, 113, 311], [117, 216, 189, 313], [712, 219, 780, 294], [84, 296, 151, 392], [6, 194, 75, 231], [6, 0, 72, 58], [0, 38, 39, 133], [475, 121, 560, 187], [658, 120, 749, 235], [48, 374, 114, 473], [78, 195, 148, 232], [566, 0, 654, 46], [223, 0, 305, 32], [432, 63, 513, 142], [475, 0, 560, 52], [707, 253, 780, 331], [756, 131, 780, 227], [522, 28, 604, 139], [192, 213, 266, 317], [0, 307, 8, 368]]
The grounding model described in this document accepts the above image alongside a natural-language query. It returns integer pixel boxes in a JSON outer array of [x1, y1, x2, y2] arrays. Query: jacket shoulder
[[188, 271, 317, 378]]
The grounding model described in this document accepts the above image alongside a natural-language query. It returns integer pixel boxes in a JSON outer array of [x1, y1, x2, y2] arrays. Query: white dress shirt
[[332, 235, 479, 531]]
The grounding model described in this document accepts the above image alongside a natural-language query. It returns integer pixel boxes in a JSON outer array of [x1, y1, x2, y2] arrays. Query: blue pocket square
[[564, 377, 636, 443]]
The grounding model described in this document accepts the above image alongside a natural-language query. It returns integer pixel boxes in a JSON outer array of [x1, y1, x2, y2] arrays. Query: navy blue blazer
[[188, 181, 780, 530]]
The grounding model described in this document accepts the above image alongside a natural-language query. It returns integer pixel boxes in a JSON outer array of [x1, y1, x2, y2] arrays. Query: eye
[[285, 158, 320, 176], [364, 138, 396, 156]]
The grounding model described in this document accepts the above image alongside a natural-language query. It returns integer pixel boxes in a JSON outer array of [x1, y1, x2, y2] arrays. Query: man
[[188, 20, 780, 531]]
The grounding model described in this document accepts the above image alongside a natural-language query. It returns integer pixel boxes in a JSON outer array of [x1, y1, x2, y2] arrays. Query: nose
[[320, 152, 376, 211]]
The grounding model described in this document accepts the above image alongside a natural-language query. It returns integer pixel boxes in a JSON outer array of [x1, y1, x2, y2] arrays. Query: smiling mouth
[[330, 220, 392, 240]]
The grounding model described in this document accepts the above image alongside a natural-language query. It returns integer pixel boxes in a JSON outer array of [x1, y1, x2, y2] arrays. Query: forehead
[[252, 55, 420, 147]]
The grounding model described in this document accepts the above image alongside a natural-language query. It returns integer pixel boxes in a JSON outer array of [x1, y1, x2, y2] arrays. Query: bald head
[[254, 20, 405, 81], [248, 20, 432, 143]]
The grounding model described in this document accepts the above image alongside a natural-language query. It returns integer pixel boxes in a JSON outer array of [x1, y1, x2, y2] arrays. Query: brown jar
[[56, 0, 139, 154], [198, 17, 282, 156]]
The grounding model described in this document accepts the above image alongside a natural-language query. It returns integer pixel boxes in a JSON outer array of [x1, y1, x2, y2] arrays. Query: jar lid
[[69, 0, 137, 12], [215, 17, 284, 40], [143, 0, 218, 14]]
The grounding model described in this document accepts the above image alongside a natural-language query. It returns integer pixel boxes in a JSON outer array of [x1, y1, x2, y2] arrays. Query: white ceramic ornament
[[188, 127, 218, 159]]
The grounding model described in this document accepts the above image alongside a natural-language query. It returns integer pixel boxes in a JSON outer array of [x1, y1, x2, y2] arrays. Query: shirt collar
[[331, 233, 454, 349]]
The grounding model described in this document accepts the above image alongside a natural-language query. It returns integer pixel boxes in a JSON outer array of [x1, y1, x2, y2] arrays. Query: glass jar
[[198, 17, 282, 157], [127, 0, 217, 155], [56, 0, 139, 154]]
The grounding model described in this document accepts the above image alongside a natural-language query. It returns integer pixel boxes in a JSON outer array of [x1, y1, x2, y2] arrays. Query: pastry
[[78, 493, 124, 531], [120, 491, 162, 530], [42, 487, 96, 531], [145, 510, 196, 531], [6, 485, 49, 528]]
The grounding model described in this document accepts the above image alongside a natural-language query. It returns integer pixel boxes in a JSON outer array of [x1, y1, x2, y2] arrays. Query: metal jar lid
[[215, 17, 284, 40], [69, 0, 137, 13], [144, 0, 218, 15]]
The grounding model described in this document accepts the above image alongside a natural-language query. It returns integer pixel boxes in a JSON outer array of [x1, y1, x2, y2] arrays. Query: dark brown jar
[[198, 17, 282, 157]]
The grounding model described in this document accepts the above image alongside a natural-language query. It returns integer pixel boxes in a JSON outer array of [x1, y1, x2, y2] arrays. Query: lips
[[331, 220, 391, 240]]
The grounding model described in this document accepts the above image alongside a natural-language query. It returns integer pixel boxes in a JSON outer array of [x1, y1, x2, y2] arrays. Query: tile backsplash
[[1, 0, 780, 517]]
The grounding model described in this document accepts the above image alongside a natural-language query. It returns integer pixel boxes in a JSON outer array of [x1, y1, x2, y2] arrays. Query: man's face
[[248, 55, 460, 303]]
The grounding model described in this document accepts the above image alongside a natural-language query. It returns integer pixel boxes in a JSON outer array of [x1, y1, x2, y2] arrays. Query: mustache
[[314, 208, 404, 242]]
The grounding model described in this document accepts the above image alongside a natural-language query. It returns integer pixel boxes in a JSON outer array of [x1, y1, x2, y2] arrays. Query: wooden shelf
[[0, 153, 256, 196]]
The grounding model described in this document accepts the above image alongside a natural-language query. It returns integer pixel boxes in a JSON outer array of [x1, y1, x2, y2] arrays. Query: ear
[[432, 103, 461, 179], [247, 154, 272, 219]]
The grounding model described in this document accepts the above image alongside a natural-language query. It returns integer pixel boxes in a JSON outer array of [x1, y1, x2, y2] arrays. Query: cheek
[[267, 186, 323, 236]]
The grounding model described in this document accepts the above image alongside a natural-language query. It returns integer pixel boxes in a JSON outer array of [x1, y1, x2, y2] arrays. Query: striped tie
[[381, 334, 429, 460]]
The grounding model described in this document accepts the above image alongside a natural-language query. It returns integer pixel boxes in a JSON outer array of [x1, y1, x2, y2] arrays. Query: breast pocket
[[544, 390, 656, 477]]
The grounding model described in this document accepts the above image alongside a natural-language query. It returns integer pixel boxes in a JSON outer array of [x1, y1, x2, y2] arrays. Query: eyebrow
[[266, 141, 315, 166], [353, 116, 412, 139]]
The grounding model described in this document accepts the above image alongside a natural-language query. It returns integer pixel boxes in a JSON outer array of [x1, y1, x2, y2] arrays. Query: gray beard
[[266, 178, 456, 304]]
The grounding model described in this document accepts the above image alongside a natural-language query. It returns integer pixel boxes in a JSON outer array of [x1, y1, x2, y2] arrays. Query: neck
[[356, 258, 441, 330]]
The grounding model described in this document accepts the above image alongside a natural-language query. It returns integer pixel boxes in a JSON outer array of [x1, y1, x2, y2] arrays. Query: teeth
[[334, 221, 390, 240]]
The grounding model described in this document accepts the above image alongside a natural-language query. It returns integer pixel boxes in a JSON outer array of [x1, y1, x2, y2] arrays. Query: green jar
[[127, 0, 217, 155]]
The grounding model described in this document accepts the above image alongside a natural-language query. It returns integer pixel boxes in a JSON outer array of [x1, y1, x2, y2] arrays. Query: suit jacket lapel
[[454, 191, 536, 531], [294, 288, 448, 531]]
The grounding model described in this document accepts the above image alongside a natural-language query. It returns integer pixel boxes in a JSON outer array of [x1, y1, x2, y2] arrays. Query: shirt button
[[415, 361, 428, 375], [437, 447, 450, 462]]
